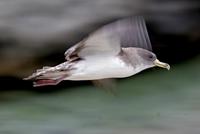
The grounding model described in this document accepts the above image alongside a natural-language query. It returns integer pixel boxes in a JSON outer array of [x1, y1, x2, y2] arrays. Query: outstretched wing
[[64, 28, 121, 61], [65, 16, 152, 61], [117, 16, 152, 50]]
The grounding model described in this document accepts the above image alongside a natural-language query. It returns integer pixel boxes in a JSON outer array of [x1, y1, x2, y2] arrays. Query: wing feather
[[65, 16, 152, 61]]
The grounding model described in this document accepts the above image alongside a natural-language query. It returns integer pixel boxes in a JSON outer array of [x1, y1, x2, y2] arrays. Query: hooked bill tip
[[154, 59, 170, 70]]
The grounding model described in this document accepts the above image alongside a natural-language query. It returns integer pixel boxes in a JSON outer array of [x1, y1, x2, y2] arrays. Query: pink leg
[[33, 75, 68, 87], [33, 79, 61, 87]]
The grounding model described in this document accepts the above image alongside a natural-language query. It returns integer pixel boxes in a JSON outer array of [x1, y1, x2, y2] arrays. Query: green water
[[1, 56, 200, 134]]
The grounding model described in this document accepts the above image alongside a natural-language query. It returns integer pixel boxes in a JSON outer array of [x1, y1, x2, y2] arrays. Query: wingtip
[[109, 16, 152, 51], [135, 16, 152, 51]]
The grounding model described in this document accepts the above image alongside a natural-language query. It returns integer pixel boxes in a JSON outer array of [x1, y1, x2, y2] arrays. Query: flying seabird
[[24, 17, 170, 87]]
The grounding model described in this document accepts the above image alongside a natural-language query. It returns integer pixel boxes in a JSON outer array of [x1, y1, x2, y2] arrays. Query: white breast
[[66, 56, 134, 80]]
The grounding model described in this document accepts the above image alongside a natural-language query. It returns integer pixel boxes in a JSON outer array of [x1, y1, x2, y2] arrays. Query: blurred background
[[0, 0, 200, 134]]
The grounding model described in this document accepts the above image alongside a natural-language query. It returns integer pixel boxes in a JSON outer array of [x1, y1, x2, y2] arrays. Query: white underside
[[65, 56, 151, 81]]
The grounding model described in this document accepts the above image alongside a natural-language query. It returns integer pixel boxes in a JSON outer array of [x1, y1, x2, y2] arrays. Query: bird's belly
[[66, 57, 134, 80]]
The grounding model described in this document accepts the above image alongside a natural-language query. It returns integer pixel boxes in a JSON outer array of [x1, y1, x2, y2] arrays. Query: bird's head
[[136, 48, 170, 70]]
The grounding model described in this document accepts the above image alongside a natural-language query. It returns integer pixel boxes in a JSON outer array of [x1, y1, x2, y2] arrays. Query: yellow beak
[[153, 59, 170, 70]]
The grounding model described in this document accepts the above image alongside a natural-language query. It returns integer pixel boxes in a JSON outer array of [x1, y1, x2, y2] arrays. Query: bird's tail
[[24, 62, 72, 87]]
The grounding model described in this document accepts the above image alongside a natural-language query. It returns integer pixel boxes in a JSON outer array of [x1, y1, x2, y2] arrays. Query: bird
[[24, 17, 170, 87]]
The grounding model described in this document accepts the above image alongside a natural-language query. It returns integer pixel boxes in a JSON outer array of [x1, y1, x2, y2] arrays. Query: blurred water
[[0, 56, 200, 134]]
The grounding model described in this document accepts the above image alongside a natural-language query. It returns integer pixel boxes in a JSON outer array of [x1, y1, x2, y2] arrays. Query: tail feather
[[24, 67, 55, 80], [36, 66, 51, 73], [24, 61, 72, 87]]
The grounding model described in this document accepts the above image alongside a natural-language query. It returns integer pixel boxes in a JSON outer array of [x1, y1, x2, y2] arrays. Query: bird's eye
[[149, 55, 153, 59]]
